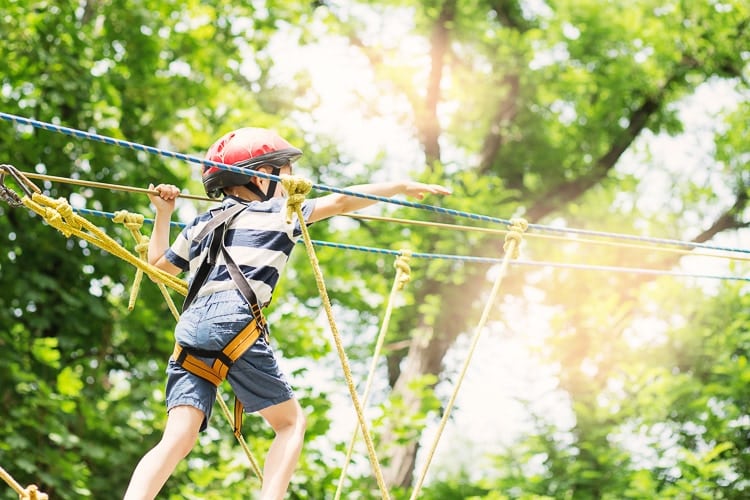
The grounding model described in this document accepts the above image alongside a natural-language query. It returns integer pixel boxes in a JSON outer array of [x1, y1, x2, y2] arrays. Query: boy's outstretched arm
[[307, 181, 451, 223]]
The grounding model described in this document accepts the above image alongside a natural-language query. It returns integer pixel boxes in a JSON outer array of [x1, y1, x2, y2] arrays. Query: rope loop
[[47, 196, 83, 233], [113, 210, 145, 231], [22, 484, 48, 500], [394, 249, 412, 290], [134, 239, 149, 255], [52, 198, 75, 220], [280, 174, 312, 224], [503, 217, 528, 259], [33, 196, 71, 237]]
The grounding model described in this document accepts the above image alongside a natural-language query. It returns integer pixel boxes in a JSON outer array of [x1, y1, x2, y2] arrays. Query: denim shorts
[[166, 290, 294, 431]]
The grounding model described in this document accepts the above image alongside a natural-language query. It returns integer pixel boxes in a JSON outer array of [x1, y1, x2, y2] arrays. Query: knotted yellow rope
[[334, 250, 412, 500], [215, 396, 264, 481], [409, 218, 527, 500], [14, 189, 263, 479], [22, 193, 187, 296], [281, 175, 313, 224], [280, 175, 391, 500], [0, 465, 48, 500], [113, 210, 180, 321], [113, 210, 148, 311]]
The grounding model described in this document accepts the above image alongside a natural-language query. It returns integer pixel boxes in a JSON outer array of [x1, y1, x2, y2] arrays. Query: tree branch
[[420, 0, 457, 164], [525, 92, 662, 221]]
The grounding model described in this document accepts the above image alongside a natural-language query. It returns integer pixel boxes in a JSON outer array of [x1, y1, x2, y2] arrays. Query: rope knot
[[394, 249, 412, 290], [113, 210, 145, 231], [22, 484, 48, 500], [503, 217, 528, 259], [52, 197, 83, 230], [53, 198, 74, 219], [134, 238, 149, 255], [280, 174, 312, 223], [41, 206, 72, 237]]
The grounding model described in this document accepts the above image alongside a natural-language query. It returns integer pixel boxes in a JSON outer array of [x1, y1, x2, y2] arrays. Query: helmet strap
[[244, 167, 281, 201], [243, 182, 268, 201]]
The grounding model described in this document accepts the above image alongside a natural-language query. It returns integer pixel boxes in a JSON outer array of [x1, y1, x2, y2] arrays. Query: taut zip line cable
[[3, 169, 746, 283], [8, 169, 750, 268], [1, 112, 748, 256], [347, 213, 750, 263]]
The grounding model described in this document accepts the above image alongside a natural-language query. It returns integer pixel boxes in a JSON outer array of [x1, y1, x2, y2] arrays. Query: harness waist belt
[[172, 314, 267, 437]]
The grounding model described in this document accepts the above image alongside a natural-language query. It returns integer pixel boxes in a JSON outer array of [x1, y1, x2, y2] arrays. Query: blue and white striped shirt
[[165, 196, 316, 307]]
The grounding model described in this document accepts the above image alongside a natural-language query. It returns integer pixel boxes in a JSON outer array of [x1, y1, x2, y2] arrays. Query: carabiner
[[0, 165, 25, 207], [0, 164, 39, 200]]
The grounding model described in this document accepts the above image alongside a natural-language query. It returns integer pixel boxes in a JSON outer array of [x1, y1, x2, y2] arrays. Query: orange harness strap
[[172, 314, 267, 437]]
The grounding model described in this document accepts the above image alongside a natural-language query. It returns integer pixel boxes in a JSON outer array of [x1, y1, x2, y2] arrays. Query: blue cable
[[68, 206, 750, 283], [2, 111, 748, 255]]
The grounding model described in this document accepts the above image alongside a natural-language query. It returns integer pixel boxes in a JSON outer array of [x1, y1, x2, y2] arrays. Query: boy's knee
[[176, 433, 199, 459], [296, 411, 307, 434], [264, 399, 307, 436], [158, 430, 198, 460], [283, 406, 307, 435]]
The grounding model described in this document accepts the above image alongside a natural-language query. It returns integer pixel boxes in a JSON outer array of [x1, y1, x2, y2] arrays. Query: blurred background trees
[[0, 1, 747, 498]]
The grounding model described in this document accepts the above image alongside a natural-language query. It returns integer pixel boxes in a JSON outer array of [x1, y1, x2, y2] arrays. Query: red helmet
[[202, 127, 302, 199]]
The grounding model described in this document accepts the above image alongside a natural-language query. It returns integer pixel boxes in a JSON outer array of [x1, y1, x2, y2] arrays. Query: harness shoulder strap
[[174, 202, 267, 437], [182, 203, 247, 312], [220, 233, 264, 319]]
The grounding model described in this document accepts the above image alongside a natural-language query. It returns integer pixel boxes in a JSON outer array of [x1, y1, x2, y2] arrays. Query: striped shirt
[[165, 195, 316, 307]]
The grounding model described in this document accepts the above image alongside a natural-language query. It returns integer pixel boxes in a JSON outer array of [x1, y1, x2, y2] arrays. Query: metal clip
[[0, 165, 24, 207], [0, 164, 39, 205]]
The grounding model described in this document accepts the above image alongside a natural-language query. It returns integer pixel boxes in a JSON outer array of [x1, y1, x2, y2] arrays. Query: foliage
[[0, 1, 330, 498], [0, 0, 748, 499]]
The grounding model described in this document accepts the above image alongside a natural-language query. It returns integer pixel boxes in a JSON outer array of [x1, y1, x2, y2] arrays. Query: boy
[[124, 127, 450, 500]]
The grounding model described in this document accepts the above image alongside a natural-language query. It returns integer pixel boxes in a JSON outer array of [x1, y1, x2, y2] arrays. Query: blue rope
[[2, 111, 748, 255], [68, 206, 750, 282]]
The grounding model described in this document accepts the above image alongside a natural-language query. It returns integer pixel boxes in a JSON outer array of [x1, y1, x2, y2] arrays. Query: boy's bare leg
[[123, 405, 204, 500], [258, 399, 307, 500]]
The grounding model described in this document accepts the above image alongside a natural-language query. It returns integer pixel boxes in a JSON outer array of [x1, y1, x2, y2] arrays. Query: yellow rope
[[113, 210, 148, 311], [112, 210, 181, 320], [7, 180, 263, 480], [16, 170, 747, 263], [280, 175, 391, 500], [22, 192, 188, 295], [18, 171, 211, 201], [334, 250, 412, 500], [346, 213, 750, 262], [281, 176, 313, 224], [215, 396, 264, 481], [408, 217, 528, 500], [0, 465, 48, 500]]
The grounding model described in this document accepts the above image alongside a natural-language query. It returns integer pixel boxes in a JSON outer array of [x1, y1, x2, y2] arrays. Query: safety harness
[[171, 202, 268, 437]]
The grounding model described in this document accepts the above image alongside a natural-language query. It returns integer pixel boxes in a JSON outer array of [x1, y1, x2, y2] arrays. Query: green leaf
[[57, 365, 84, 397], [31, 337, 61, 368]]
